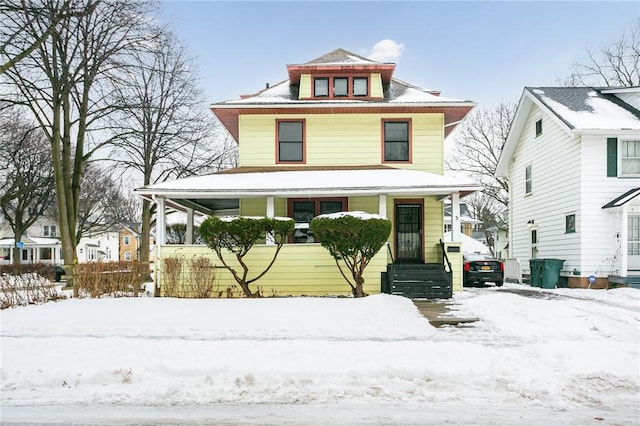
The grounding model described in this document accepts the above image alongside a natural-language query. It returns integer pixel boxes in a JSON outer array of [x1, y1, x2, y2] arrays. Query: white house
[[496, 86, 640, 288]]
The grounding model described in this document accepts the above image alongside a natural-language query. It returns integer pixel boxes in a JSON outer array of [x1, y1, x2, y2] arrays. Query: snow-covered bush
[[310, 211, 391, 297], [198, 216, 294, 297], [0, 272, 66, 309]]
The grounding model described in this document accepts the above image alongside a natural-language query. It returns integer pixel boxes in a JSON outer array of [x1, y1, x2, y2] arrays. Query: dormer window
[[312, 76, 368, 98], [333, 78, 348, 97], [314, 78, 329, 97], [353, 77, 368, 96]]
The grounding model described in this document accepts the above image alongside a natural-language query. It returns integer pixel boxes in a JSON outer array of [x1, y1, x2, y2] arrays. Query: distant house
[[0, 216, 63, 265], [496, 86, 640, 288], [443, 201, 481, 238], [135, 48, 481, 298], [77, 229, 119, 263]]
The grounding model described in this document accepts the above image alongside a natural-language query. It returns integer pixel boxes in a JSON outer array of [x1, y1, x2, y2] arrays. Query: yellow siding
[[444, 242, 463, 292], [371, 73, 383, 98], [423, 197, 444, 263], [239, 113, 444, 173], [159, 243, 387, 297], [299, 74, 311, 99]]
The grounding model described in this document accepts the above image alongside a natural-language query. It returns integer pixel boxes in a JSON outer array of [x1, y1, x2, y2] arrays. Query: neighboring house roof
[[0, 237, 61, 246], [443, 231, 490, 254], [602, 187, 640, 209], [134, 166, 483, 215], [443, 203, 482, 225], [497, 86, 640, 176]]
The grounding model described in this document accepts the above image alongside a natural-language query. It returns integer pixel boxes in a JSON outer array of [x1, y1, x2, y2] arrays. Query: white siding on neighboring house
[[77, 232, 120, 263], [580, 134, 639, 276], [612, 92, 640, 110], [508, 105, 582, 274]]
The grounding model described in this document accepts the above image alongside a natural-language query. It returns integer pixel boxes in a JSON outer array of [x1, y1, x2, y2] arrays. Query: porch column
[[451, 192, 462, 242], [186, 208, 194, 245], [266, 196, 275, 245], [156, 196, 166, 246], [378, 195, 387, 218], [620, 207, 628, 277]]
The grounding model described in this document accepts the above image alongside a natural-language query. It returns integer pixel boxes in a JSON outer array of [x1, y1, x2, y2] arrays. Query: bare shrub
[[188, 257, 216, 298], [75, 261, 147, 298], [0, 272, 66, 309], [162, 257, 185, 297]]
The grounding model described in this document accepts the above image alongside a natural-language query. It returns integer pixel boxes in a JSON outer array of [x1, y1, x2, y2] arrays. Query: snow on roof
[[219, 79, 469, 106], [135, 168, 482, 198], [528, 87, 640, 130], [444, 231, 490, 254], [301, 48, 380, 65], [0, 237, 61, 246]]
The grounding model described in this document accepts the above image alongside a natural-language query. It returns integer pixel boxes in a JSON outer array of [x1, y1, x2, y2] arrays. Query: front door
[[395, 202, 423, 262]]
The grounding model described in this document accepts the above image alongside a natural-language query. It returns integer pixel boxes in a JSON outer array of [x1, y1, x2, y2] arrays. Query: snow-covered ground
[[1, 283, 638, 425]]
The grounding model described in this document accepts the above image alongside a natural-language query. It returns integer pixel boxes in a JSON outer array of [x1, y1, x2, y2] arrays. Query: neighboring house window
[[124, 236, 130, 245], [629, 215, 640, 256], [525, 165, 532, 194], [43, 226, 50, 237], [383, 119, 411, 162], [124, 251, 131, 261], [314, 78, 329, 97], [288, 198, 347, 243], [43, 225, 56, 237], [530, 228, 538, 259], [565, 214, 576, 233], [621, 140, 640, 177], [535, 119, 542, 137], [277, 120, 305, 163]]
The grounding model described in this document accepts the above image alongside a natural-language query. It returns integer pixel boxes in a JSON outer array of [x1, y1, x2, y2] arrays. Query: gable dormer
[[287, 48, 395, 101]]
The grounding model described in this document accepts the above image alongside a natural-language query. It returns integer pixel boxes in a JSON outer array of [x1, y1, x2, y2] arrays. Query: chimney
[[265, 82, 270, 89]]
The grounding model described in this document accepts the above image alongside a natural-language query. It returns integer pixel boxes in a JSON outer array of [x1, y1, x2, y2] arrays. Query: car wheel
[[495, 281, 503, 287]]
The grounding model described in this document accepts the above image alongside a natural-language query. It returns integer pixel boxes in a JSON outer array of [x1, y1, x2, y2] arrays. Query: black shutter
[[607, 138, 617, 177]]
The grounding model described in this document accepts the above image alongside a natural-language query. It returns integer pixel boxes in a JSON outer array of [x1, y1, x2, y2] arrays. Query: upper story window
[[565, 213, 576, 233], [43, 225, 56, 237], [312, 76, 368, 98], [333, 77, 348, 97], [535, 119, 542, 137], [621, 140, 640, 176], [314, 78, 329, 97], [525, 164, 532, 194], [383, 119, 411, 162], [277, 119, 305, 163], [124, 235, 130, 245], [353, 77, 368, 96]]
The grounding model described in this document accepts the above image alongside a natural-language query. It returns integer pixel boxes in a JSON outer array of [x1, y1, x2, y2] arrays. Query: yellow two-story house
[[135, 48, 481, 298]]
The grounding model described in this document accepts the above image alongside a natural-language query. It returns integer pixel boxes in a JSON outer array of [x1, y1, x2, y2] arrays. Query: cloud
[[365, 39, 406, 62]]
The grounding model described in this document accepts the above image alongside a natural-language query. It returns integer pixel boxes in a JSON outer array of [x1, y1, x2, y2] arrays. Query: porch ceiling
[[135, 167, 483, 214]]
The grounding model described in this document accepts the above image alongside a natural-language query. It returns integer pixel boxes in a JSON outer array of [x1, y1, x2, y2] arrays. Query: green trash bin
[[540, 259, 565, 289], [529, 259, 541, 287]]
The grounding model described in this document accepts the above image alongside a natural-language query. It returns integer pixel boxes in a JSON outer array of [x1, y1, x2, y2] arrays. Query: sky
[[2, 282, 638, 424], [157, 1, 640, 109]]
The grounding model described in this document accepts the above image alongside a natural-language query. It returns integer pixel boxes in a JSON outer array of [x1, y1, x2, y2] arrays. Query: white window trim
[[620, 139, 640, 178]]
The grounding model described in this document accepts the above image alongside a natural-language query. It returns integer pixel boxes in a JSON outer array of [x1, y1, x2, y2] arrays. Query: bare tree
[[447, 101, 516, 210], [463, 191, 507, 256], [0, 108, 55, 264], [0, 0, 91, 74], [1, 0, 156, 293], [108, 31, 237, 264], [565, 20, 640, 87]]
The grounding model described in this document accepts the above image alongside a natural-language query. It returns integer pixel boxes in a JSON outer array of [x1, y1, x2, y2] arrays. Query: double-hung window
[[289, 198, 346, 243], [314, 78, 329, 97], [312, 76, 368, 98], [525, 165, 532, 195], [277, 120, 305, 163], [621, 140, 640, 176], [383, 119, 411, 162]]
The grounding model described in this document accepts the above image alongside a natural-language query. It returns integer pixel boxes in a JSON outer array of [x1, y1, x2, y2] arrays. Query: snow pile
[[1, 285, 638, 424]]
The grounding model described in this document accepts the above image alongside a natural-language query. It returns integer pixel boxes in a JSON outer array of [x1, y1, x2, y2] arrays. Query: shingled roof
[[301, 48, 379, 65]]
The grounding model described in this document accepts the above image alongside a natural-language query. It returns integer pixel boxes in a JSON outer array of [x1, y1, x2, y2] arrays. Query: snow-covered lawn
[[1, 283, 638, 425]]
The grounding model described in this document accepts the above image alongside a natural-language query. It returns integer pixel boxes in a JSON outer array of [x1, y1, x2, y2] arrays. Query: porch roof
[[602, 187, 640, 209], [134, 166, 483, 214]]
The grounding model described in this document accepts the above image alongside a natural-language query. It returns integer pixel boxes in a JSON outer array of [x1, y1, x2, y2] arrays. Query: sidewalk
[[412, 299, 478, 327]]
